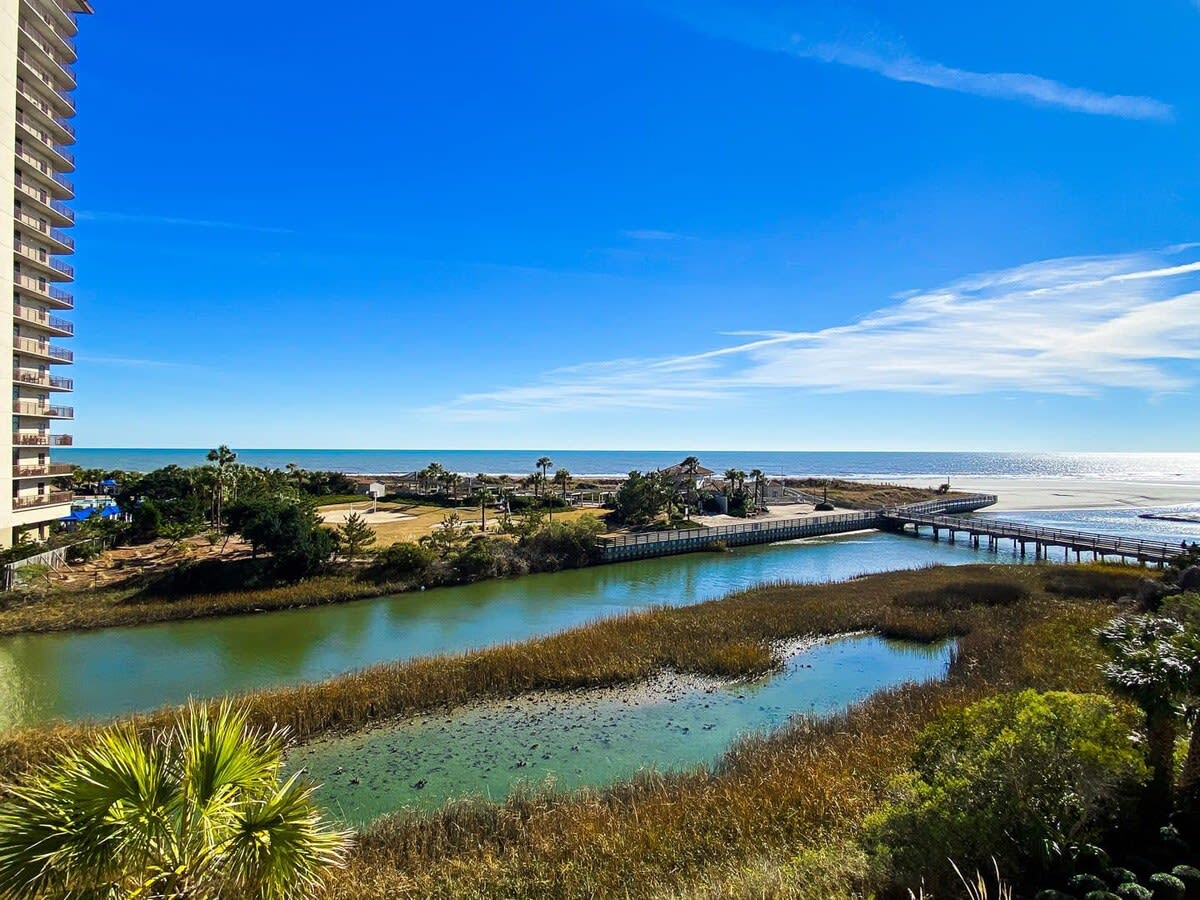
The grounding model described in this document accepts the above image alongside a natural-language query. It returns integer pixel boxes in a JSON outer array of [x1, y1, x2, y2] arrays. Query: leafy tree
[[1098, 613, 1193, 819], [613, 470, 668, 528], [336, 511, 376, 560], [226, 497, 335, 581], [419, 512, 473, 558], [867, 690, 1147, 894], [0, 702, 350, 899], [117, 466, 207, 530], [131, 499, 163, 541]]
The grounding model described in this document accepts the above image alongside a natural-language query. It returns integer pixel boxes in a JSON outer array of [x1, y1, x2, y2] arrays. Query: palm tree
[[480, 485, 499, 530], [0, 702, 350, 899], [1099, 613, 1193, 820], [552, 468, 572, 523], [206, 444, 237, 529], [749, 469, 765, 511], [723, 469, 739, 505], [536, 457, 553, 499]]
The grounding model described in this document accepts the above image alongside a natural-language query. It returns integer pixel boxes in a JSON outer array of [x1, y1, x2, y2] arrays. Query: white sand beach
[[884, 477, 1200, 513]]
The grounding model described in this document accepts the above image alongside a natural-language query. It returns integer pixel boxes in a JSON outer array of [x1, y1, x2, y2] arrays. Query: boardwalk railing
[[598, 494, 998, 562], [881, 510, 1191, 565]]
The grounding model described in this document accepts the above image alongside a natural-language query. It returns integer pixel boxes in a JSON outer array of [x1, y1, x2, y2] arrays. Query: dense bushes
[[894, 578, 1029, 611], [868, 690, 1147, 894], [360, 517, 605, 586], [225, 497, 335, 581]]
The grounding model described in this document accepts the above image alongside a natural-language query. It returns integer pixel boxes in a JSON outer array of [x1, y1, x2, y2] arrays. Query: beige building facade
[[1, 0, 90, 548]]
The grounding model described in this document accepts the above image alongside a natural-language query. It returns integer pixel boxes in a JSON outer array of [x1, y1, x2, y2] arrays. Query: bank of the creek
[[292, 634, 953, 822], [0, 531, 1020, 731]]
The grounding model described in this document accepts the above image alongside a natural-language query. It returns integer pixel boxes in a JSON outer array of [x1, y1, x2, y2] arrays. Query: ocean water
[[55, 449, 1200, 480]]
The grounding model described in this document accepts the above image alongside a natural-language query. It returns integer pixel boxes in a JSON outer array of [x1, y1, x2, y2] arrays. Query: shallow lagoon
[[292, 634, 953, 822]]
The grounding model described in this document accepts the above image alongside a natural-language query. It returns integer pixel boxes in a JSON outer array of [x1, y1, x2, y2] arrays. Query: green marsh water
[[0, 532, 1014, 730], [293, 634, 952, 822]]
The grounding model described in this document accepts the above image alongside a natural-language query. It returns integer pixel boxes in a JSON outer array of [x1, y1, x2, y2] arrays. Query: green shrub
[[1036, 891, 1076, 900], [1117, 885, 1154, 900], [1170, 866, 1200, 898], [867, 690, 1148, 894], [1070, 874, 1111, 894], [1086, 891, 1123, 900], [1108, 868, 1140, 887], [1148, 873, 1186, 900], [363, 542, 434, 584]]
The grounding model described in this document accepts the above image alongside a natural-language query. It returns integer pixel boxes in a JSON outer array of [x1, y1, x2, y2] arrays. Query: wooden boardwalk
[[598, 495, 997, 562], [880, 509, 1193, 566]]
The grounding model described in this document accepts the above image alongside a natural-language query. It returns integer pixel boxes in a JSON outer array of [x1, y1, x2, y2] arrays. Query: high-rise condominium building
[[2, 0, 90, 547]]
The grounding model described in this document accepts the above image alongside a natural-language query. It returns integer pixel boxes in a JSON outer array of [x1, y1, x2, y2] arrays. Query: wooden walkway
[[598, 495, 997, 562], [880, 509, 1192, 566]]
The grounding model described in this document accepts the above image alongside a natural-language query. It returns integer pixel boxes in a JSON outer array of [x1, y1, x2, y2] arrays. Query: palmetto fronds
[[0, 702, 350, 899]]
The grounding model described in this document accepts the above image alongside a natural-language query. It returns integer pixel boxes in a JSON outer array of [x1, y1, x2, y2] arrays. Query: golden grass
[[325, 570, 1115, 898], [0, 576, 404, 637]]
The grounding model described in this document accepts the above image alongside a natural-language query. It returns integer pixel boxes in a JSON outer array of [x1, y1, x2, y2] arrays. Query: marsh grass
[[0, 575, 410, 637], [0, 563, 1133, 898]]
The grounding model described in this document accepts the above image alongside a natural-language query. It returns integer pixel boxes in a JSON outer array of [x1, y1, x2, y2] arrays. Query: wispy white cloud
[[77, 211, 294, 234], [79, 355, 210, 370], [661, 3, 1172, 121], [432, 245, 1200, 421], [622, 229, 684, 241]]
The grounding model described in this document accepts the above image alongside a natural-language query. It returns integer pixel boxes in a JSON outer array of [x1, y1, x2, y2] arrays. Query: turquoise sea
[[56, 449, 1200, 480]]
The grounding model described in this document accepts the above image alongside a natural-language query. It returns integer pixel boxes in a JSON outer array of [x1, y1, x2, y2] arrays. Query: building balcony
[[13, 337, 73, 364], [16, 85, 75, 142], [17, 23, 76, 87], [12, 433, 73, 447], [37, 0, 81, 36], [13, 401, 74, 418], [14, 370, 73, 392], [14, 210, 75, 253], [15, 179, 75, 226], [16, 52, 75, 117], [21, 2, 77, 59], [14, 272, 74, 308], [15, 242, 75, 281], [13, 464, 74, 479], [17, 148, 74, 197], [13, 304, 73, 336], [12, 491, 73, 510], [15, 110, 75, 170]]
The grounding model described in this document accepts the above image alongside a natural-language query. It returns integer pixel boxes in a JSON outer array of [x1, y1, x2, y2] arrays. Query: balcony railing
[[14, 241, 75, 279], [14, 401, 74, 418], [13, 337, 73, 363], [12, 491, 73, 510], [13, 305, 74, 334], [15, 150, 74, 194], [18, 24, 76, 84], [17, 83, 75, 139], [13, 370, 74, 391], [14, 211, 76, 251], [14, 110, 75, 166], [51, 199, 74, 222], [50, 227, 74, 250], [11, 433, 73, 446], [40, 0, 80, 34], [23, 4, 77, 55], [13, 464, 74, 478], [14, 273, 74, 307]]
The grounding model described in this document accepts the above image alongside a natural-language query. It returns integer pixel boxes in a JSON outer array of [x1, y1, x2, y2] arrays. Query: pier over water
[[598, 495, 997, 562]]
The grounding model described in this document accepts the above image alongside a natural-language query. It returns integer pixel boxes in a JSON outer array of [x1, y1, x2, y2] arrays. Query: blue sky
[[67, 0, 1200, 450]]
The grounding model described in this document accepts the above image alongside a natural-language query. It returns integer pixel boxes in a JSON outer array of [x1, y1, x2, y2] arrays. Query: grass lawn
[[319, 502, 607, 545]]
